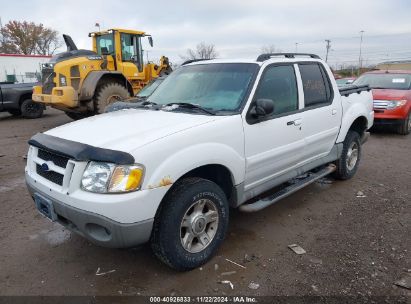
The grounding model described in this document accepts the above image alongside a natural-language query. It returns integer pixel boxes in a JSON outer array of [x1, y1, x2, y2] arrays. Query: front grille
[[41, 68, 56, 94], [36, 164, 64, 186], [373, 100, 389, 110], [38, 149, 69, 168]]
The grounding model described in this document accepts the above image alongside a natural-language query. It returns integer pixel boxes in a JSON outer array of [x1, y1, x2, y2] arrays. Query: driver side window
[[254, 65, 298, 117]]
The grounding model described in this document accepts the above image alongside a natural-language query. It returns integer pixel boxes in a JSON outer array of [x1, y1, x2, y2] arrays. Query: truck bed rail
[[339, 84, 371, 97]]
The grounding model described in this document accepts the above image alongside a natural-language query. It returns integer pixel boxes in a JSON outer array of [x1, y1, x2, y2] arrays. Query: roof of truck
[[184, 56, 323, 66], [364, 69, 411, 74]]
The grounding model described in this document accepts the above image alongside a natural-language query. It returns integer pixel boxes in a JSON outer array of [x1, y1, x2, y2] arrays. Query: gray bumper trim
[[26, 181, 153, 248]]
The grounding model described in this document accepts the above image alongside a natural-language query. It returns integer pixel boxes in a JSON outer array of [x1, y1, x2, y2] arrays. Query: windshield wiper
[[164, 102, 216, 115], [139, 100, 158, 106]]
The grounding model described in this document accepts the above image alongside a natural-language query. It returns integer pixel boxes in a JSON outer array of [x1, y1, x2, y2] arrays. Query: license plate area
[[34, 193, 57, 221]]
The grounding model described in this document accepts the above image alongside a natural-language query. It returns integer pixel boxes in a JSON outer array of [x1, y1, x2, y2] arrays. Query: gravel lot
[[0, 108, 410, 298]]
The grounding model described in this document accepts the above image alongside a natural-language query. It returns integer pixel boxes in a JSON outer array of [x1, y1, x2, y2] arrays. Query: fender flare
[[336, 102, 370, 143], [78, 71, 131, 101]]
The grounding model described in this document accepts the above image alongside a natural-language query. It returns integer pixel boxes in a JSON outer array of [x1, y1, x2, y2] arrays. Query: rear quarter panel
[[336, 90, 374, 143]]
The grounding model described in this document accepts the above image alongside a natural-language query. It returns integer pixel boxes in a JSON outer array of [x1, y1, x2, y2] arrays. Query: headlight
[[81, 161, 144, 193], [59, 74, 67, 86], [387, 100, 407, 109]]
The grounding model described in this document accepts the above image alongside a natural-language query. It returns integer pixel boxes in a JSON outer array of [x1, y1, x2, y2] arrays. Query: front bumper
[[32, 85, 79, 108], [26, 177, 154, 248], [373, 118, 403, 126]]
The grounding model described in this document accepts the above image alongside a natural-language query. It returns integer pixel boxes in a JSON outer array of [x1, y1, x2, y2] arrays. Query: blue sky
[[1, 0, 411, 67]]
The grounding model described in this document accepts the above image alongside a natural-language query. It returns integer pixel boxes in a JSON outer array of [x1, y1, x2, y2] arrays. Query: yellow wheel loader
[[32, 28, 172, 119]]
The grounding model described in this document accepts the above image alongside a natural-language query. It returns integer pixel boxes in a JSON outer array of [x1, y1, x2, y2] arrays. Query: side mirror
[[148, 36, 153, 47], [250, 99, 275, 118]]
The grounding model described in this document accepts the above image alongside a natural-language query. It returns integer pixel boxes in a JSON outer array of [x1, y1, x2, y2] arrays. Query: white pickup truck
[[25, 53, 374, 271]]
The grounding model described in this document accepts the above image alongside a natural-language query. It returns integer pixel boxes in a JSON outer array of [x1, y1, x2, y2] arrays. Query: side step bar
[[239, 164, 336, 213]]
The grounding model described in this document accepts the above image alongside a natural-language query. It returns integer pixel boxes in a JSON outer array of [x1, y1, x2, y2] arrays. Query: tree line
[[0, 20, 62, 55]]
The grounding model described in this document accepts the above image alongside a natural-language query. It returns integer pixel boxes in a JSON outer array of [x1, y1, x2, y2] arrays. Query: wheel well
[[19, 93, 33, 105], [96, 74, 133, 96], [349, 116, 368, 136], [180, 164, 235, 202]]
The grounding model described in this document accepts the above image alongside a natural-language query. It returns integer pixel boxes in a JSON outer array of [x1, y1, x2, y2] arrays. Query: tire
[[334, 130, 361, 180], [65, 111, 92, 121], [151, 177, 229, 271], [8, 109, 22, 116], [94, 83, 130, 114], [397, 112, 411, 135], [20, 99, 43, 119]]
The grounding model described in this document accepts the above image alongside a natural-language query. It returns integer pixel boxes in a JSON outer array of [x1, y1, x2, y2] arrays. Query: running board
[[239, 164, 336, 213]]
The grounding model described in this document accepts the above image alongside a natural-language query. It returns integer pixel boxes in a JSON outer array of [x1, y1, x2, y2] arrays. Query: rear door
[[297, 62, 342, 163], [243, 64, 305, 192]]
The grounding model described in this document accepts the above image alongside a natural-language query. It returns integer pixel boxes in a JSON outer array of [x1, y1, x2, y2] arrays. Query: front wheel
[[21, 99, 43, 119], [94, 83, 130, 114], [151, 178, 229, 271], [397, 112, 411, 135], [334, 130, 361, 180]]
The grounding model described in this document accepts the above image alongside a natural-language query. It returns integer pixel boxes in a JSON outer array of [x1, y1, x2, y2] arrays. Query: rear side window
[[299, 63, 332, 107]]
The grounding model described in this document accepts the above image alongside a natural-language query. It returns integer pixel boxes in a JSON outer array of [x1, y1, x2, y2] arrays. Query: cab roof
[[89, 28, 146, 36]]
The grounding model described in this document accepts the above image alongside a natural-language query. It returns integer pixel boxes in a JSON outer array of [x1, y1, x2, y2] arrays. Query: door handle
[[332, 109, 337, 115], [287, 119, 302, 126]]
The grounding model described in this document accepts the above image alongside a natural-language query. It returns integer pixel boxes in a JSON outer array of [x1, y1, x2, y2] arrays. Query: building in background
[[0, 53, 51, 83], [377, 60, 411, 70]]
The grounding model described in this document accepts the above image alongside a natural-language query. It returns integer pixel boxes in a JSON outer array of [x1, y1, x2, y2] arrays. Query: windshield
[[147, 63, 259, 112], [354, 73, 411, 90], [136, 78, 164, 97]]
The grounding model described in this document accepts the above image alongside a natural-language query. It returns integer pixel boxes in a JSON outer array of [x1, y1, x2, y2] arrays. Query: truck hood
[[46, 109, 225, 152], [372, 89, 409, 100]]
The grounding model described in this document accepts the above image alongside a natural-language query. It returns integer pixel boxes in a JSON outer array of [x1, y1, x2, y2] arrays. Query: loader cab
[[91, 29, 149, 81]]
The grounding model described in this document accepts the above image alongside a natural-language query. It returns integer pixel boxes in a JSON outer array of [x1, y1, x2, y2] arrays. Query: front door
[[120, 33, 143, 79], [243, 64, 305, 194]]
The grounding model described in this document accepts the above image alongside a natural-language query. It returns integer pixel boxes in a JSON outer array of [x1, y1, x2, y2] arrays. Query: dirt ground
[[0, 108, 410, 298]]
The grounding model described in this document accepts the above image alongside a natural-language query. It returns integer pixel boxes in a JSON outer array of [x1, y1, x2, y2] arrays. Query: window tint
[[253, 65, 298, 116], [299, 63, 331, 107]]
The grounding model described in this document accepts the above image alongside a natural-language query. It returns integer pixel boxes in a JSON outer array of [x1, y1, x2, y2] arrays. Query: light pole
[[358, 30, 364, 75], [295, 42, 299, 52], [325, 39, 331, 62]]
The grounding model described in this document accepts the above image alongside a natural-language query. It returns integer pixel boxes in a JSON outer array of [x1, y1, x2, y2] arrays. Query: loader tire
[[94, 83, 130, 114]]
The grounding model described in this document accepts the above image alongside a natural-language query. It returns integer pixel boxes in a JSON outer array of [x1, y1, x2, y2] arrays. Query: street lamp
[[358, 30, 364, 76]]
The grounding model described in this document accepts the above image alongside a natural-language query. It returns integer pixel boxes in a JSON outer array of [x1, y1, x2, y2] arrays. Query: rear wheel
[[151, 178, 229, 271], [94, 83, 130, 114], [397, 112, 411, 135], [21, 99, 43, 119], [334, 130, 361, 180]]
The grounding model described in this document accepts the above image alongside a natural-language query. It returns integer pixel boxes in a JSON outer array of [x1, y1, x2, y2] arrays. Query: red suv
[[354, 70, 411, 135]]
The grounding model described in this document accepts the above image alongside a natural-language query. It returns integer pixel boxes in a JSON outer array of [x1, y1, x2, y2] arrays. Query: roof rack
[[256, 53, 321, 62], [181, 58, 211, 65]]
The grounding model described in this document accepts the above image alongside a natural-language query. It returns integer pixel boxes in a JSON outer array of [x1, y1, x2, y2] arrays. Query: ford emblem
[[40, 163, 50, 172]]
